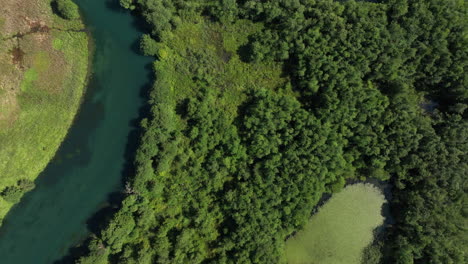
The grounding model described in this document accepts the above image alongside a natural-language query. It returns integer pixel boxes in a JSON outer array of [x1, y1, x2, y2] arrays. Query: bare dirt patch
[[9, 47, 25, 67], [29, 20, 51, 34]]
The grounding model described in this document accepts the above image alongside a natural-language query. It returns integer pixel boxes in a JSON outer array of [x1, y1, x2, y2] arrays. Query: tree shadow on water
[[41, 76, 107, 186], [131, 38, 143, 56], [54, 1, 155, 262], [105, 0, 125, 13], [120, 62, 154, 185], [0, 73, 107, 263], [54, 53, 154, 264], [0, 73, 106, 223]]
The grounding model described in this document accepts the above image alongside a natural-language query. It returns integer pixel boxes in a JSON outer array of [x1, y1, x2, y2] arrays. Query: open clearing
[[0, 0, 88, 222], [285, 183, 385, 264]]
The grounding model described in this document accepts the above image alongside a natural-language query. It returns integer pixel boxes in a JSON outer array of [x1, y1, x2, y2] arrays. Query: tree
[[66, 0, 468, 262], [140, 34, 158, 56], [120, 0, 135, 10], [54, 0, 80, 20], [1, 186, 23, 204]]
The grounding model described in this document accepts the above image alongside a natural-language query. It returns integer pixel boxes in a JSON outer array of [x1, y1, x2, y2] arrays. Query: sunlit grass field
[[285, 184, 385, 264]]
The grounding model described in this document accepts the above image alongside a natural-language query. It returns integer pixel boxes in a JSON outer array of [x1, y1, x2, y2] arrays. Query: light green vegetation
[[285, 184, 385, 264], [55, 0, 80, 20], [150, 13, 288, 156], [0, 1, 89, 223], [155, 14, 287, 121], [20, 68, 39, 92]]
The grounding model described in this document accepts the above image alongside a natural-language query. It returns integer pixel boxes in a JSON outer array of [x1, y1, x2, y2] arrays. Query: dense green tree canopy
[[73, 0, 467, 263]]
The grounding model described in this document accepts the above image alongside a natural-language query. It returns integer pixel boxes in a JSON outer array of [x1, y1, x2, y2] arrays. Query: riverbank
[[0, 0, 90, 223], [0, 0, 153, 261]]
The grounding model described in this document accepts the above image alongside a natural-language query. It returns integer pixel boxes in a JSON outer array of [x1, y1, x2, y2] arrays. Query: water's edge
[[0, 4, 93, 227], [0, 1, 153, 262]]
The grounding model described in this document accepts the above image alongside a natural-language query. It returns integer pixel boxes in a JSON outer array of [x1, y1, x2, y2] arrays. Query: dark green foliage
[[1, 186, 23, 204], [54, 0, 80, 20], [76, 239, 109, 264], [140, 34, 158, 56], [17, 179, 35, 192], [0, 179, 36, 204], [72, 0, 467, 263], [212, 89, 347, 262], [388, 114, 468, 264], [362, 243, 383, 264], [120, 0, 135, 10], [134, 0, 176, 38]]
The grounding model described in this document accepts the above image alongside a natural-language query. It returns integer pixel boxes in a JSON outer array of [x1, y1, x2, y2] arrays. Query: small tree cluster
[[54, 0, 80, 20], [1, 179, 35, 204]]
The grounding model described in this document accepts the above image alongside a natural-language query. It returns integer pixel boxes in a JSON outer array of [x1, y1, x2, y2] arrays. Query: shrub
[[0, 179, 35, 204], [120, 0, 135, 10], [362, 243, 383, 264], [54, 0, 80, 20], [140, 34, 158, 56], [1, 186, 23, 204], [17, 179, 35, 192]]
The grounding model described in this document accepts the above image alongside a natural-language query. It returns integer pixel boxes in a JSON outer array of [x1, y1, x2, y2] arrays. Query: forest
[[72, 0, 467, 263]]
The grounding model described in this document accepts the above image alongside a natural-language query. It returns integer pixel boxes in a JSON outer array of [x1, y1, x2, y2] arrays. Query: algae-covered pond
[[286, 184, 386, 264]]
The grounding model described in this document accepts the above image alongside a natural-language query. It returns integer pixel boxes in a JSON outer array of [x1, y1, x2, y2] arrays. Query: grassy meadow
[[285, 184, 385, 264], [0, 0, 89, 223]]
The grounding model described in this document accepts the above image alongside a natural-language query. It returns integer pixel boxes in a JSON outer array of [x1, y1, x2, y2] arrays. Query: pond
[[285, 183, 386, 264]]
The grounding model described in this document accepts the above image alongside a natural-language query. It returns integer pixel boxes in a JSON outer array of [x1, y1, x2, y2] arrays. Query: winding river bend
[[0, 1, 152, 263]]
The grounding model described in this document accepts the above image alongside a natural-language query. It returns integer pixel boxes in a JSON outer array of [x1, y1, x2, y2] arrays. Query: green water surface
[[0, 0, 152, 263]]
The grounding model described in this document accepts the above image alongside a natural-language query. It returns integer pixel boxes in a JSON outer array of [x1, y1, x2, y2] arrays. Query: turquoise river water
[[0, 0, 152, 263]]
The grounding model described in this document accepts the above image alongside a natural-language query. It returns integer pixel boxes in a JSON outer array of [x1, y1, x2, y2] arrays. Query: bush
[[54, 0, 80, 20], [17, 179, 35, 192], [362, 243, 383, 264], [1, 186, 23, 204], [120, 0, 135, 10], [140, 34, 158, 56], [0, 179, 35, 204]]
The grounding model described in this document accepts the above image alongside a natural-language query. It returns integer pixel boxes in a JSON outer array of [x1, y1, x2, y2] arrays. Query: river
[[0, 0, 152, 263]]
